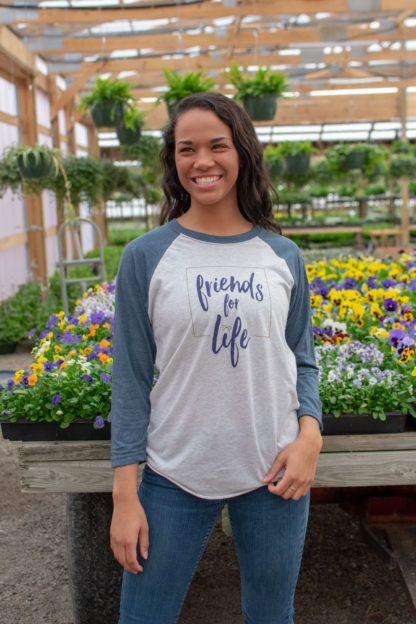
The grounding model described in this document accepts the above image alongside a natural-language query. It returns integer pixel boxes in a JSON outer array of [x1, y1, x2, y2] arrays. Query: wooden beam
[[10, 1, 348, 26], [36, 23, 416, 56], [0, 25, 36, 76], [0, 231, 28, 252], [14, 0, 416, 26], [50, 61, 103, 120], [48, 49, 416, 79]]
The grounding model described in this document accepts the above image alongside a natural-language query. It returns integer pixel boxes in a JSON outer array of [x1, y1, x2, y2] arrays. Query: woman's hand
[[110, 464, 149, 573], [262, 415, 323, 500]]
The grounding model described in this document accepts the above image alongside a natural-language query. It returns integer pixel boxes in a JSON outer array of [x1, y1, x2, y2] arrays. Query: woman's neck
[[176, 208, 253, 237]]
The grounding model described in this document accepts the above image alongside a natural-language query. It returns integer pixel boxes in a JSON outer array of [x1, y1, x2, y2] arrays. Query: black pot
[[89, 100, 125, 127], [116, 125, 142, 145], [241, 94, 278, 121], [266, 159, 284, 178], [17, 153, 53, 178], [322, 412, 406, 435], [0, 342, 17, 355], [284, 153, 311, 175], [0, 419, 111, 441], [341, 151, 365, 171]]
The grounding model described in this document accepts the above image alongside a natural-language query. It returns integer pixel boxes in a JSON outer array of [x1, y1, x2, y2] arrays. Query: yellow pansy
[[13, 369, 24, 384]]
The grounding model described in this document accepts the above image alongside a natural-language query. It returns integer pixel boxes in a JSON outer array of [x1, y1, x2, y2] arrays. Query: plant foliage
[[226, 63, 289, 99]]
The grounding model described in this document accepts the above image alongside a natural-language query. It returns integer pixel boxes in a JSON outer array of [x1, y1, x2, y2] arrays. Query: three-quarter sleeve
[[111, 243, 156, 468]]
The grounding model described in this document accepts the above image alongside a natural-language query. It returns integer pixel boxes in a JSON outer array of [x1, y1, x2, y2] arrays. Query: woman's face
[[174, 108, 240, 213]]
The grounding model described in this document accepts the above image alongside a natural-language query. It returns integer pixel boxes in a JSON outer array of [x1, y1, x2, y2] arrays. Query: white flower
[[327, 370, 337, 382]]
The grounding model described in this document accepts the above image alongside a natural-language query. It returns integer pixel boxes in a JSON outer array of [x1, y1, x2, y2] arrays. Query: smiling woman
[[110, 91, 322, 624]]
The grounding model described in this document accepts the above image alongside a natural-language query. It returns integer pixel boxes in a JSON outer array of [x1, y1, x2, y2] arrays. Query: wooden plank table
[[16, 431, 416, 493]]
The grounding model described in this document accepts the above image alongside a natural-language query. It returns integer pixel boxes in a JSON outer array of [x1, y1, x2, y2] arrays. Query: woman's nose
[[193, 151, 215, 169]]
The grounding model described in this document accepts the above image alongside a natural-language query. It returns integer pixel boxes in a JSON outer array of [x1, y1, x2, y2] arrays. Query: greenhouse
[[1, 1, 416, 623]]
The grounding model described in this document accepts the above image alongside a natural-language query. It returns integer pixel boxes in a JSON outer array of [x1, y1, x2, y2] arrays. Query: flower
[[384, 298, 398, 313], [80, 374, 93, 384], [94, 415, 105, 429], [100, 373, 111, 384], [52, 394, 62, 407]]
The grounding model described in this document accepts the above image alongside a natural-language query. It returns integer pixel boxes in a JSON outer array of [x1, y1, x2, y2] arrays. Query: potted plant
[[225, 63, 289, 121], [79, 75, 135, 128], [392, 139, 414, 155], [277, 141, 315, 176], [158, 69, 216, 116], [388, 154, 416, 180], [13, 144, 61, 179], [0, 284, 115, 440], [0, 298, 23, 353], [263, 145, 283, 179], [116, 107, 146, 146]]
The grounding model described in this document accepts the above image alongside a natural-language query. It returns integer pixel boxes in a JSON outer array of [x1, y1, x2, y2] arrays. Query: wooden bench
[[366, 228, 404, 258], [282, 225, 364, 250]]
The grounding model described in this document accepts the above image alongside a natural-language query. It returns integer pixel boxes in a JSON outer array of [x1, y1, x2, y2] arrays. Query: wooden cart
[[13, 432, 416, 624]]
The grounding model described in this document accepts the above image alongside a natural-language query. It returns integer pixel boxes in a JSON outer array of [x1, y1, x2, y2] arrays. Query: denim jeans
[[119, 465, 310, 624]]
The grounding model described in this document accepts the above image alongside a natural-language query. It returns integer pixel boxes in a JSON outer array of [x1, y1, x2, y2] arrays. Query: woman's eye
[[213, 144, 227, 149]]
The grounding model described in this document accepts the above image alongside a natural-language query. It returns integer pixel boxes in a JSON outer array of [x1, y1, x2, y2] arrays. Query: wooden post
[[88, 124, 108, 246], [49, 77, 67, 259], [399, 88, 407, 140], [401, 176, 410, 247], [17, 78, 48, 285]]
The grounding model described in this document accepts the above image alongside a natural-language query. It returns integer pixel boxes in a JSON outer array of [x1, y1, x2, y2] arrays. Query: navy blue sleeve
[[111, 242, 156, 467], [259, 231, 322, 430], [110, 223, 180, 468]]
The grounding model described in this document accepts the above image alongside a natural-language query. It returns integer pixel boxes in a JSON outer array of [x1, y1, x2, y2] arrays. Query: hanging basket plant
[[225, 63, 289, 122], [277, 141, 315, 177], [389, 154, 416, 180], [341, 150, 366, 171], [159, 68, 216, 116], [15, 145, 58, 179], [263, 145, 284, 179], [116, 107, 146, 145], [79, 75, 135, 128]]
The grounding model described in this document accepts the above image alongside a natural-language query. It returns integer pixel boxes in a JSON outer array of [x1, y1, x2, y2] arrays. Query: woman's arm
[[110, 464, 149, 573]]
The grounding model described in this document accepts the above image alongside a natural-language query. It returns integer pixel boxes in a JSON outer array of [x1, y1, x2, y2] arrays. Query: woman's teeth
[[194, 176, 221, 185]]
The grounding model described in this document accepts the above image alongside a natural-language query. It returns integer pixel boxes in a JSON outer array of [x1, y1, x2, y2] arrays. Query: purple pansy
[[52, 394, 62, 407], [388, 327, 406, 348], [100, 373, 111, 384], [383, 298, 398, 312], [80, 374, 93, 384], [94, 415, 105, 429]]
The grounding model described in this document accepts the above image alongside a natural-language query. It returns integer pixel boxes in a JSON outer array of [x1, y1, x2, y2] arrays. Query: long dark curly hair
[[159, 92, 280, 233]]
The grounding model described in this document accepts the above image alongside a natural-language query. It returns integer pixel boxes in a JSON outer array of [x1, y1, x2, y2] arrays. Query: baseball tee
[[111, 219, 322, 499]]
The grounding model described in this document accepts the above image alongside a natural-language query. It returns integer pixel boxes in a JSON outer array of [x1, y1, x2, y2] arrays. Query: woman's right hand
[[110, 494, 149, 573], [111, 464, 149, 573]]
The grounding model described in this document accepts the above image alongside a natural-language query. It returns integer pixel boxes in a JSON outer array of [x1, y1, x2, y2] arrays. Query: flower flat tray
[[323, 412, 406, 435], [0, 420, 111, 441]]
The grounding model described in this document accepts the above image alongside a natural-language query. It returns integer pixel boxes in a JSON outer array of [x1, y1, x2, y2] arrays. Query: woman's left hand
[[262, 415, 323, 500]]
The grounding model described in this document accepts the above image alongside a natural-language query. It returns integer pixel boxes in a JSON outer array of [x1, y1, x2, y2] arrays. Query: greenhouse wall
[[0, 78, 28, 301]]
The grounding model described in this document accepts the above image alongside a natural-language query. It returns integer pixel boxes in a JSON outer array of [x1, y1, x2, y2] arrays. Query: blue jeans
[[119, 465, 310, 624]]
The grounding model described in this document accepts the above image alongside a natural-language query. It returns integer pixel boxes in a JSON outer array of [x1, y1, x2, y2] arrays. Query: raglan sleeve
[[285, 247, 322, 430], [111, 242, 156, 468]]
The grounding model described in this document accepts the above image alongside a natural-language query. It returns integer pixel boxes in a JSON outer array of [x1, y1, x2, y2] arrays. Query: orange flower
[[98, 352, 110, 364], [99, 339, 110, 348], [102, 323, 111, 331], [28, 374, 37, 386], [59, 362, 68, 371]]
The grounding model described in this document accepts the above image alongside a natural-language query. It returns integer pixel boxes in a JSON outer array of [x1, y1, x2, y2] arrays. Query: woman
[[110, 92, 322, 624]]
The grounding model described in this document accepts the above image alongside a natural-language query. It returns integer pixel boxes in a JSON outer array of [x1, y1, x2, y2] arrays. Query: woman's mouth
[[192, 175, 222, 186]]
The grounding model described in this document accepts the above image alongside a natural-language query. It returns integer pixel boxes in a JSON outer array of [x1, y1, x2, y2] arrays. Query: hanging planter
[[225, 63, 289, 122], [241, 94, 278, 122], [116, 106, 146, 145], [89, 100, 125, 128], [79, 75, 135, 128], [16, 147, 54, 179], [341, 150, 365, 171], [159, 68, 216, 118], [284, 152, 311, 175], [116, 125, 141, 145]]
